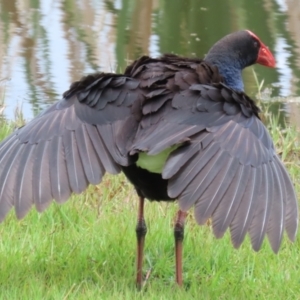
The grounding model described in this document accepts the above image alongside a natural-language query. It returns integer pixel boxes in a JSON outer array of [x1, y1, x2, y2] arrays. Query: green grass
[[0, 113, 299, 299]]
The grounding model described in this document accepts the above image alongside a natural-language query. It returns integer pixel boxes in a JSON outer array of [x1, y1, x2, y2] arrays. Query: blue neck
[[216, 63, 244, 91], [204, 55, 245, 91]]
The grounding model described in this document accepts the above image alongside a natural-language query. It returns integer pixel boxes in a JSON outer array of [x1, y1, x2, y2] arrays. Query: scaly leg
[[135, 196, 147, 290], [174, 210, 187, 286]]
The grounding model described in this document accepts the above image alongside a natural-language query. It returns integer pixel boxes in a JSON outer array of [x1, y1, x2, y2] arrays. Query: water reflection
[[0, 0, 300, 126]]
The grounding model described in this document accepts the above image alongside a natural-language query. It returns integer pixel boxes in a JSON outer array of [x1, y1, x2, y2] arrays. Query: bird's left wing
[[0, 73, 142, 220]]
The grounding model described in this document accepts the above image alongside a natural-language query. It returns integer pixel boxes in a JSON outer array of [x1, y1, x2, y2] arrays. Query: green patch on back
[[136, 145, 179, 174]]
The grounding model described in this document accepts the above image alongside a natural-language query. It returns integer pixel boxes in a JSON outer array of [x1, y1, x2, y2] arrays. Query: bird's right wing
[[163, 117, 297, 253], [130, 83, 298, 253], [0, 74, 142, 220]]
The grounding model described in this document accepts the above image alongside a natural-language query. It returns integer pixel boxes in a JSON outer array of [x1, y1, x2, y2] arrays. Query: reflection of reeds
[[1, 0, 300, 126], [0, 0, 120, 117], [285, 0, 300, 69]]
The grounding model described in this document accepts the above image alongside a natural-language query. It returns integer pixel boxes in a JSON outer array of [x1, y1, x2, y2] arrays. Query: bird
[[0, 30, 297, 288]]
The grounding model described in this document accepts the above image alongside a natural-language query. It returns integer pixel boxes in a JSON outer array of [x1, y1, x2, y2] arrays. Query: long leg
[[174, 210, 187, 286], [136, 196, 147, 290]]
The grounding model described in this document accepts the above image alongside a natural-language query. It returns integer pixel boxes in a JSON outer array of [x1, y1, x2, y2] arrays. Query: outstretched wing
[[131, 83, 298, 252], [0, 73, 142, 220]]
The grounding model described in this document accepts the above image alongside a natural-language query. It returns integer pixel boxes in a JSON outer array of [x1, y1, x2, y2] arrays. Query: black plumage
[[0, 30, 297, 287]]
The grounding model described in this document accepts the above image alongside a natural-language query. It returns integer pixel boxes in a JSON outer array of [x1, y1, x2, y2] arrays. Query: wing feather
[[163, 137, 207, 179], [75, 125, 104, 184], [194, 155, 240, 225], [14, 145, 35, 219], [212, 165, 251, 238], [274, 156, 298, 241], [168, 142, 219, 200], [248, 164, 272, 251], [266, 161, 285, 253], [183, 150, 227, 206], [49, 135, 72, 203], [85, 125, 120, 174], [32, 141, 52, 212], [0, 142, 25, 221], [63, 131, 88, 194], [230, 167, 261, 248]]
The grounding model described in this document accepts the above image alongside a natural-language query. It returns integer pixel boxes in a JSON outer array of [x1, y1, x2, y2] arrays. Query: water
[[1, 0, 300, 125]]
